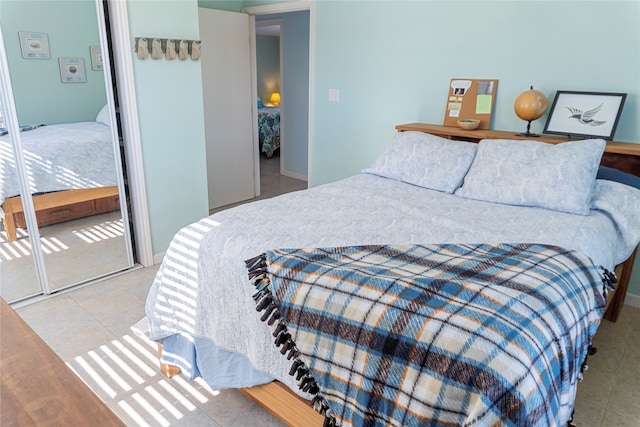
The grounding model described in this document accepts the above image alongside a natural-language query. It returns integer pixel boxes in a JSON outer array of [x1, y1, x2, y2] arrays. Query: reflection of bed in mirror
[[0, 117, 119, 242], [258, 106, 280, 157]]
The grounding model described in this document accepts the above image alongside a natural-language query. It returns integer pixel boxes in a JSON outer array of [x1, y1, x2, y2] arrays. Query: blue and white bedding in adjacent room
[[258, 106, 280, 157]]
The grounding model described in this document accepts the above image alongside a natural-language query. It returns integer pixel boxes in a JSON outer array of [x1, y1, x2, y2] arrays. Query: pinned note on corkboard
[[443, 78, 498, 129]]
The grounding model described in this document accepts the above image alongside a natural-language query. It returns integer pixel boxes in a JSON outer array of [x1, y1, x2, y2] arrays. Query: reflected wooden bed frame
[[1, 186, 120, 242], [157, 124, 640, 426]]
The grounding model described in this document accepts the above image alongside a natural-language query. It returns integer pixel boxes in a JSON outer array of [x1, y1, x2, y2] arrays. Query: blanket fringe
[[575, 266, 612, 382], [568, 266, 613, 426], [246, 254, 339, 427], [601, 267, 617, 299]]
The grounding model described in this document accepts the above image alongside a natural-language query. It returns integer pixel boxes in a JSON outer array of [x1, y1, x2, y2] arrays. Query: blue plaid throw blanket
[[246, 243, 610, 427]]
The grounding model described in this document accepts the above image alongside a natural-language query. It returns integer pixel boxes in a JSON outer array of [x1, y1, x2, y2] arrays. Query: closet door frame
[[103, 0, 153, 268]]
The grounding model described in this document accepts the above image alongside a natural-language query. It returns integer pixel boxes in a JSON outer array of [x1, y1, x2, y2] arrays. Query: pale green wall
[[311, 1, 639, 186], [0, 0, 107, 124], [126, 0, 209, 255]]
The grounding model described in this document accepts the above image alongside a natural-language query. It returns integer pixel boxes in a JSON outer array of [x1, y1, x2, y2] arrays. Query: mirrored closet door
[[0, 0, 134, 303]]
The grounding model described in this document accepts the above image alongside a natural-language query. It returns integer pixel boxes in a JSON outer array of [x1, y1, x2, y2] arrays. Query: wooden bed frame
[[157, 123, 640, 426], [1, 186, 120, 242]]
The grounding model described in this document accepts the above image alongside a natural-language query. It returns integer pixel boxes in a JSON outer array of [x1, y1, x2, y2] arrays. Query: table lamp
[[270, 92, 281, 106]]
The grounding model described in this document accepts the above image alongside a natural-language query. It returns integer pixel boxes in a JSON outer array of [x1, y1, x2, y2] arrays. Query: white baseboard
[[625, 292, 640, 308], [282, 169, 308, 182], [153, 251, 165, 265]]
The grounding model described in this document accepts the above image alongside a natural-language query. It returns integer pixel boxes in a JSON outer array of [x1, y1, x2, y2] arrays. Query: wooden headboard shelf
[[396, 123, 639, 322], [396, 123, 640, 177]]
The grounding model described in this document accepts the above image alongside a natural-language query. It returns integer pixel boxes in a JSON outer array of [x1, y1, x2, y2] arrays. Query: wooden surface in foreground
[[0, 298, 124, 426]]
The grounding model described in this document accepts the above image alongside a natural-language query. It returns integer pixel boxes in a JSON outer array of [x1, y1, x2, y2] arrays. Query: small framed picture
[[89, 45, 103, 71], [58, 57, 86, 83], [19, 32, 51, 59], [543, 91, 626, 140]]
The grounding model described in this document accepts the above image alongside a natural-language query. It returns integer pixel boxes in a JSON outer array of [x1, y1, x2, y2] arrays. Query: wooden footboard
[[1, 186, 120, 242], [156, 344, 323, 426], [239, 381, 323, 427]]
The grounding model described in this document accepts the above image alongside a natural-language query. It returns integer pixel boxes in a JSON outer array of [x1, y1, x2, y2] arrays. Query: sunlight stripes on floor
[[66, 330, 220, 426], [0, 218, 121, 261]]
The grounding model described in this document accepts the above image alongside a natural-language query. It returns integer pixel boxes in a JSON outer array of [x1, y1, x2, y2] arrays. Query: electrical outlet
[[329, 89, 340, 102]]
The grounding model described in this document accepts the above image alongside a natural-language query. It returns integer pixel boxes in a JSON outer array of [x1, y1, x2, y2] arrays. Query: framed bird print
[[543, 91, 626, 140]]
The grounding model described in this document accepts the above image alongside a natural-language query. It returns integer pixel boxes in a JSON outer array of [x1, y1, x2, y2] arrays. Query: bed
[[0, 106, 119, 241], [258, 106, 280, 157], [144, 128, 640, 426]]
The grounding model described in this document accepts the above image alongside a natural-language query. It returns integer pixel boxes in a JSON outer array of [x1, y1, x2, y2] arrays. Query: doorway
[[252, 7, 310, 191], [0, 0, 136, 303], [197, 4, 311, 211]]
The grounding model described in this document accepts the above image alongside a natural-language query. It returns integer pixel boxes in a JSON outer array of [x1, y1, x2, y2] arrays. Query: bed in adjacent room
[[143, 128, 640, 426], [258, 106, 280, 157], [0, 105, 119, 241]]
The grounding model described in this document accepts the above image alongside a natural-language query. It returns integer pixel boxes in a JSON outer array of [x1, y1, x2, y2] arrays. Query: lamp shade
[[270, 92, 281, 105]]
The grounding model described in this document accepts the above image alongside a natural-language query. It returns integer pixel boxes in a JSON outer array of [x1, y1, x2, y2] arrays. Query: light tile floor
[[573, 305, 640, 426], [15, 265, 285, 427]]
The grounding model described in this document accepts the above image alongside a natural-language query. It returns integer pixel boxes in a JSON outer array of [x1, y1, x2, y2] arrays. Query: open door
[[199, 8, 255, 210]]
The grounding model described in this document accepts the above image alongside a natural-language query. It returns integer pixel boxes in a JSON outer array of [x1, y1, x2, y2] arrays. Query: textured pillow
[[95, 104, 111, 127], [362, 131, 478, 193], [454, 138, 606, 215]]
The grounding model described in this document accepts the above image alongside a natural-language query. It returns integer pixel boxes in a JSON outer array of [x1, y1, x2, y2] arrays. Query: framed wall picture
[[89, 45, 103, 70], [58, 57, 86, 83], [19, 32, 51, 59], [543, 91, 626, 140]]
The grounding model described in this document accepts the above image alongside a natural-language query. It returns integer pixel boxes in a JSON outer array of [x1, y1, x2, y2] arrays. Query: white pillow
[[95, 104, 111, 127], [454, 138, 606, 215], [363, 131, 478, 193]]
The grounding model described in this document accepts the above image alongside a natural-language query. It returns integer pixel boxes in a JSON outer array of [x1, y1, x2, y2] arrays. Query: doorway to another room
[[200, 4, 311, 214], [254, 9, 310, 190]]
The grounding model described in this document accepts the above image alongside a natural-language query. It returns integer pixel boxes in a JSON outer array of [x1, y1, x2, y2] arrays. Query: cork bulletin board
[[443, 78, 498, 129]]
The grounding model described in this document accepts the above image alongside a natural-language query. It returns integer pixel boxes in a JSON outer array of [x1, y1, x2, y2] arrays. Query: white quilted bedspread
[[145, 173, 640, 395]]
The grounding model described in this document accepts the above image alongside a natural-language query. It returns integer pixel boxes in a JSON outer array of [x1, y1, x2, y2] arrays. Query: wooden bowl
[[457, 119, 480, 130]]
